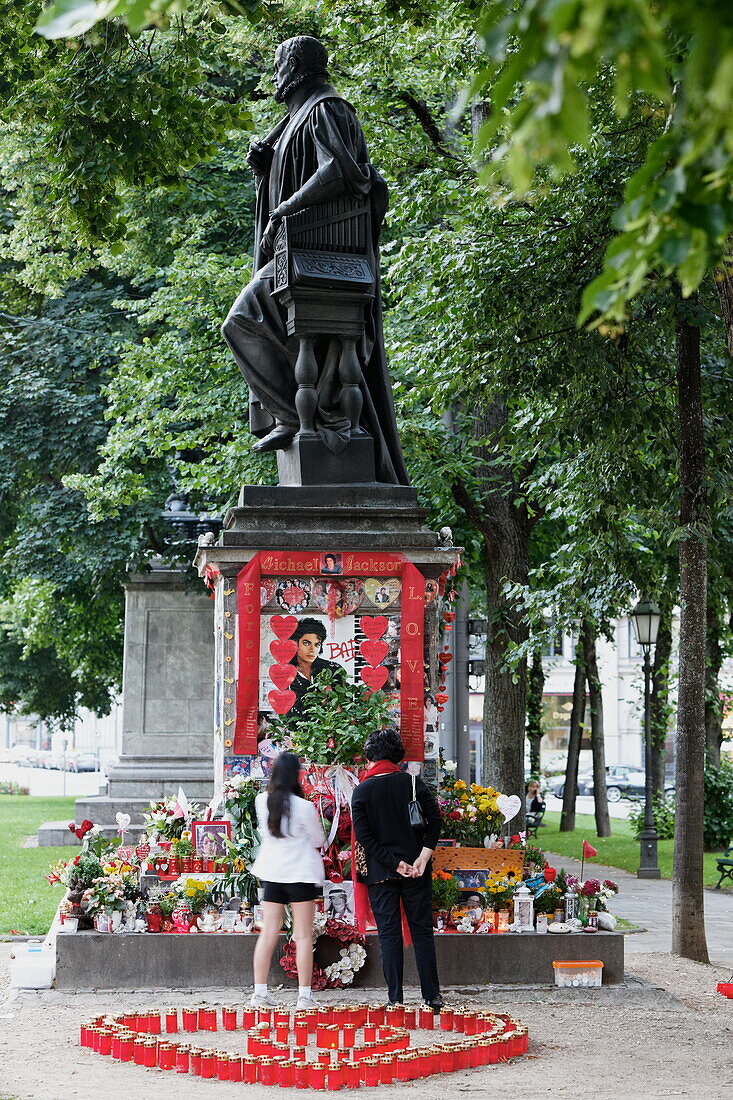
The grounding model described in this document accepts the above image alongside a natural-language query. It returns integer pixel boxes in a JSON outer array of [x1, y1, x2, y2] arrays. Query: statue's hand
[[246, 140, 274, 176], [260, 212, 283, 257]]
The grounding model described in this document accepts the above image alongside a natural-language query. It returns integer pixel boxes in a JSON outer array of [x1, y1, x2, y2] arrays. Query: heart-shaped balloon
[[497, 794, 522, 823], [270, 638, 297, 662], [438, 652, 453, 664], [360, 639, 389, 666], [360, 615, 388, 640], [360, 666, 389, 692], [268, 688, 297, 715], [435, 693, 449, 705], [269, 664, 297, 690], [269, 614, 298, 640]]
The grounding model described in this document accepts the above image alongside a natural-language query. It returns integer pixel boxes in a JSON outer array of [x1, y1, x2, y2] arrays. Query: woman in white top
[[250, 752, 325, 1009]]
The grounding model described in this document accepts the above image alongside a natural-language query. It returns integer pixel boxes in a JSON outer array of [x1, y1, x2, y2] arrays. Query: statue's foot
[[252, 425, 297, 453]]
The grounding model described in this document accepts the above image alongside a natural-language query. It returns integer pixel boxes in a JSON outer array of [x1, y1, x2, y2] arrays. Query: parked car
[[550, 765, 675, 802], [549, 772, 594, 798], [68, 751, 99, 772]]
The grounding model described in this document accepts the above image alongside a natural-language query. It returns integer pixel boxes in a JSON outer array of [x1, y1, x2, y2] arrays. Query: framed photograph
[[323, 880, 355, 923], [192, 819, 231, 858], [320, 552, 343, 575]]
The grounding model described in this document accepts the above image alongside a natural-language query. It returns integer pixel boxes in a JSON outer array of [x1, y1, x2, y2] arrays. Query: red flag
[[582, 839, 597, 859]]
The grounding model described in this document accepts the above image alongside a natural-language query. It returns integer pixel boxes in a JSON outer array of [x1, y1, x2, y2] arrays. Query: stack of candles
[[78, 1003, 530, 1087]]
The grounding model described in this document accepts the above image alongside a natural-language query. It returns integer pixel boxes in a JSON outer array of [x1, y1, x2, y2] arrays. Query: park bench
[[715, 847, 733, 889], [526, 801, 546, 838]]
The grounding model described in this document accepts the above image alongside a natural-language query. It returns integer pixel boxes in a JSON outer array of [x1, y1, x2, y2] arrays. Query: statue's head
[[274, 35, 329, 102]]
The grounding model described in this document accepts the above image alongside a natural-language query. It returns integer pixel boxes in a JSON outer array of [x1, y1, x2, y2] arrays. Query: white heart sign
[[116, 812, 131, 832], [497, 794, 522, 823]]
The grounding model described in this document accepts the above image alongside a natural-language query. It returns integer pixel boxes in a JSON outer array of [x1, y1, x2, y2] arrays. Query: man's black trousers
[[367, 873, 441, 1005]]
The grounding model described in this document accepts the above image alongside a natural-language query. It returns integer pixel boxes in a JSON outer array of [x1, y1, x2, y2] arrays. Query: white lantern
[[513, 883, 535, 932]]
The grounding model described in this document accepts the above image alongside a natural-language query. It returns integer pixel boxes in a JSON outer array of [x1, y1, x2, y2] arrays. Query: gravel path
[[1, 943, 731, 1100]]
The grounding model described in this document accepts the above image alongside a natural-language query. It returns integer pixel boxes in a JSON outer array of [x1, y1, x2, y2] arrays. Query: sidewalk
[[546, 851, 733, 966]]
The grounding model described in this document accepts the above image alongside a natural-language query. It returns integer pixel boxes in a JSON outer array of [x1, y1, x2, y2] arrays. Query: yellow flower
[[453, 780, 466, 790], [488, 798, 498, 812]]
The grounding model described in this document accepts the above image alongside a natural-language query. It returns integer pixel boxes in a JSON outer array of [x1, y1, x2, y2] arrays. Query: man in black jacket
[[351, 728, 444, 1009]]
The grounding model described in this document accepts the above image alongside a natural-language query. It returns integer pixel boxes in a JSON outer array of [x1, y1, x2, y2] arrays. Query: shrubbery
[[628, 794, 676, 840], [704, 758, 733, 850], [0, 781, 30, 795]]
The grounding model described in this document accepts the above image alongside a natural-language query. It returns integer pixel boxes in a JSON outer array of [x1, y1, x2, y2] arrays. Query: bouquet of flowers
[[324, 942, 367, 986], [439, 781, 505, 847], [431, 870, 461, 911], [84, 871, 139, 916], [223, 774, 260, 835], [484, 871, 516, 911], [142, 795, 202, 840], [571, 877, 619, 912], [174, 876, 216, 913]]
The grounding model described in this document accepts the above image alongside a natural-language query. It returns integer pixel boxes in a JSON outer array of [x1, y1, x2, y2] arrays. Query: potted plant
[[173, 834, 194, 873], [431, 870, 460, 927], [484, 871, 516, 931], [438, 781, 506, 848]]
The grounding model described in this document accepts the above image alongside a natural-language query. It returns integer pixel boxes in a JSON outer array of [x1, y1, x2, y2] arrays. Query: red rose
[[68, 822, 76, 832], [449, 810, 462, 820], [81, 820, 94, 831]]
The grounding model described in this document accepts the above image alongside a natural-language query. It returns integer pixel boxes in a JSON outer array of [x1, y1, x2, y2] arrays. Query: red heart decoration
[[360, 666, 389, 692], [438, 652, 453, 664], [443, 611, 456, 622], [435, 693, 449, 705], [360, 639, 389, 666], [360, 616, 388, 641], [268, 688, 297, 715], [436, 705, 445, 712], [270, 614, 298, 640], [269, 664, 297, 690], [270, 638, 297, 662], [444, 624, 453, 631]]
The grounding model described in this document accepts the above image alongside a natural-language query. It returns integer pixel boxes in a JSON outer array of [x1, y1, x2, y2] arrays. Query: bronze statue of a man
[[221, 36, 409, 485]]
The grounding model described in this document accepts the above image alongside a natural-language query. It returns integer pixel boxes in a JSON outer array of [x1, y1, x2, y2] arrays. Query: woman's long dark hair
[[267, 752, 304, 838]]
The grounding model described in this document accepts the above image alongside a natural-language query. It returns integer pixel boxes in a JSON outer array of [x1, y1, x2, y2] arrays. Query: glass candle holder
[[133, 1038, 146, 1065], [199, 1050, 216, 1079], [341, 1024, 356, 1048], [175, 1045, 190, 1073], [118, 1036, 134, 1063], [403, 1008, 416, 1029], [418, 1006, 434, 1030], [165, 1010, 178, 1033], [143, 1039, 157, 1068], [242, 1056, 258, 1083], [228, 1055, 243, 1082], [147, 1013, 161, 1035], [216, 1052, 230, 1081], [368, 1005, 385, 1026], [439, 1008, 453, 1031], [241, 1008, 256, 1029], [222, 1007, 238, 1031], [294, 1061, 310, 1089], [182, 1008, 197, 1032], [327, 1065, 345, 1091]]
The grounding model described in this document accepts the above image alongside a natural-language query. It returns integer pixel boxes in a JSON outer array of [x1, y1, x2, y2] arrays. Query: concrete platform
[[54, 930, 624, 990]]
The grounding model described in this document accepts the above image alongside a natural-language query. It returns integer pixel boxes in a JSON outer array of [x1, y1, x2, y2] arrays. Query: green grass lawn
[[0, 795, 77, 935], [539, 810, 726, 888]]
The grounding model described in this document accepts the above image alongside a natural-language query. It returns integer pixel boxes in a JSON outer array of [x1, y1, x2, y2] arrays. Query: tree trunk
[[560, 631, 586, 833], [526, 650, 544, 778], [583, 620, 611, 837], [672, 298, 710, 964], [705, 594, 723, 767], [650, 596, 673, 795], [451, 401, 532, 825]]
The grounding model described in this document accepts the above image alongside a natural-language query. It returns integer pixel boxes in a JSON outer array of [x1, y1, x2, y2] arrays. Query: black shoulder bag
[[408, 772, 427, 831]]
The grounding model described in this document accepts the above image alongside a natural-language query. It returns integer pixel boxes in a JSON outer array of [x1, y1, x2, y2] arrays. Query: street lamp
[[631, 595, 662, 879]]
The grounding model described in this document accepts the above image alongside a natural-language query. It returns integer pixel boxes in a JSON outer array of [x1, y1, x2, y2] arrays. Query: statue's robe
[[222, 81, 410, 485]]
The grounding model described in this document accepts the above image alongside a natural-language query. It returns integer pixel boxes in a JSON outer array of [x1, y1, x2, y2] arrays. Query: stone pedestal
[[72, 566, 215, 831], [195, 484, 457, 794]]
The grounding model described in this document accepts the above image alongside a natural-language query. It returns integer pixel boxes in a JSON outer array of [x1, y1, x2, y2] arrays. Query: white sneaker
[[250, 992, 278, 1009], [296, 993, 319, 1010]]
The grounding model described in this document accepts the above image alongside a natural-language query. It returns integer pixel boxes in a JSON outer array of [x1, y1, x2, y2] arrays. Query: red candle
[[136, 1014, 149, 1035], [143, 1040, 157, 1068], [403, 1008, 416, 1029], [337, 1049, 352, 1063], [318, 1051, 332, 1065], [439, 1008, 453, 1031], [216, 1053, 230, 1080], [317, 1007, 333, 1025], [275, 1023, 289, 1044], [363, 1025, 376, 1042], [294, 1021, 309, 1046], [159, 1042, 176, 1070], [333, 1006, 347, 1027], [341, 1023, 356, 1048], [182, 1008, 197, 1032], [274, 1010, 290, 1026], [457, 1045, 471, 1070], [119, 1036, 134, 1063], [327, 1065, 345, 1090], [294, 1061, 310, 1089], [452, 1009, 465, 1033], [440, 1047, 454, 1073], [229, 1055, 243, 1082], [346, 1061, 361, 1088], [243, 1056, 258, 1083], [222, 1007, 238, 1031], [396, 1054, 411, 1081], [165, 1009, 178, 1033], [175, 1045, 190, 1073], [385, 1005, 404, 1027], [367, 1005, 385, 1026], [190, 1047, 203, 1075], [133, 1037, 146, 1065], [380, 1055, 396, 1083], [310, 1064, 326, 1090], [278, 1060, 295, 1087], [419, 1006, 434, 1030], [241, 1008, 256, 1029], [98, 1030, 112, 1056], [79, 1024, 89, 1048], [259, 1058, 276, 1086], [257, 1008, 273, 1025], [200, 1050, 216, 1079], [362, 1059, 379, 1087], [464, 1013, 478, 1036], [498, 1035, 511, 1061], [111, 1034, 121, 1059], [148, 1013, 161, 1035]]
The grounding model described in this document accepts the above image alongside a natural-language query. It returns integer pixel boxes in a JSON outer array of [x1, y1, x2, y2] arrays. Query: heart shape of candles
[[79, 1003, 530, 1087]]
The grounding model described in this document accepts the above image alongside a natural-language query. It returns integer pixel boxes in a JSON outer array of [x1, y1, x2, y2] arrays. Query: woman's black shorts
[[261, 881, 323, 904]]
